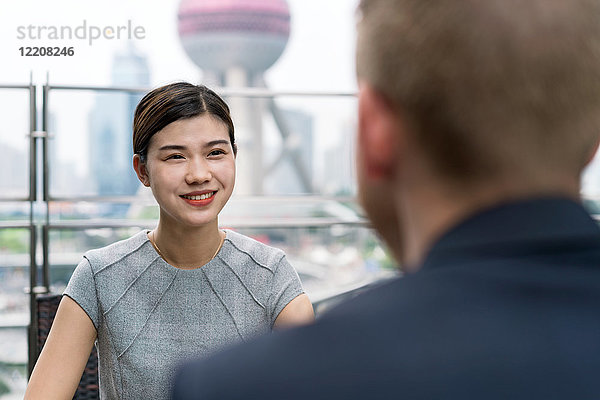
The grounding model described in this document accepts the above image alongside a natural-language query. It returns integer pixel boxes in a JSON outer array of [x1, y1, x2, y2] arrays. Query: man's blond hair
[[357, 0, 600, 185]]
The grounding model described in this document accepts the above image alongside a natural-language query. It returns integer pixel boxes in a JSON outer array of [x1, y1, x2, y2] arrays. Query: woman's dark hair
[[133, 82, 236, 162]]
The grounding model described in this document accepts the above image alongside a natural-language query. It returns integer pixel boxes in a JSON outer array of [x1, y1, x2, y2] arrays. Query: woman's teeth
[[182, 192, 214, 200]]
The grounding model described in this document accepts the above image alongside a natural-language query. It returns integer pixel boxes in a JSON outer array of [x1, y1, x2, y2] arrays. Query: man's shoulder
[[172, 261, 600, 399]]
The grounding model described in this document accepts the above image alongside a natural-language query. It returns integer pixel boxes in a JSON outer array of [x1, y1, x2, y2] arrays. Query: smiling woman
[[24, 82, 314, 400], [135, 110, 236, 235]]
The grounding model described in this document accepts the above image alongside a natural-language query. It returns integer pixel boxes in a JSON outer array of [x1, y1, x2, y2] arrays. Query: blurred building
[[323, 119, 356, 196], [0, 142, 27, 198], [265, 108, 313, 194], [88, 44, 150, 199]]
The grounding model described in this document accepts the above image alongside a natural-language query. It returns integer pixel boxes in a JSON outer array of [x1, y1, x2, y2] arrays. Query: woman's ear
[[133, 154, 151, 187]]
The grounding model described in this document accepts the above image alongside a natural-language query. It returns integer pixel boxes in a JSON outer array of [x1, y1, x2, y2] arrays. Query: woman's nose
[[185, 159, 212, 184]]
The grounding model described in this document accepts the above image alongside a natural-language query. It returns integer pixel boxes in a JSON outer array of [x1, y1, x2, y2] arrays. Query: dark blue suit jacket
[[172, 198, 600, 399]]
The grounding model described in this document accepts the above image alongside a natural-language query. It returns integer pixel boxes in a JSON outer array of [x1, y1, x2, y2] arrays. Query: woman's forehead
[[151, 115, 230, 146]]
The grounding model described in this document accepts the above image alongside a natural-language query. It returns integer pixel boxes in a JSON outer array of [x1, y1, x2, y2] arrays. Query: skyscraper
[[88, 44, 150, 199]]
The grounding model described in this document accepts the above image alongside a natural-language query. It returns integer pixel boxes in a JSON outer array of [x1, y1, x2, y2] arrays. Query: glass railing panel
[[0, 88, 30, 201], [0, 203, 30, 224], [223, 93, 358, 196], [47, 89, 145, 199], [48, 226, 144, 292], [46, 88, 358, 199], [0, 227, 30, 398]]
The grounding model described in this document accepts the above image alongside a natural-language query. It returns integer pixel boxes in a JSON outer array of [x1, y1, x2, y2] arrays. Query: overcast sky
[[0, 0, 359, 90]]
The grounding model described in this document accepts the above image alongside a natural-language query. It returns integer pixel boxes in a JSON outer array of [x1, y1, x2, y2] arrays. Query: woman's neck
[[151, 218, 224, 269]]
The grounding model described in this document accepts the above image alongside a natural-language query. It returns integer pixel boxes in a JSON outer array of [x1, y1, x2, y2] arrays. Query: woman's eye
[[208, 149, 226, 157], [166, 154, 185, 160]]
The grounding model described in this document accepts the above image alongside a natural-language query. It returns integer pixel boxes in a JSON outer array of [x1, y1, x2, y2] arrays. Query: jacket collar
[[419, 197, 600, 270]]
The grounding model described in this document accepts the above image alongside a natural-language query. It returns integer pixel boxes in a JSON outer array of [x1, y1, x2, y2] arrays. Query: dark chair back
[[36, 294, 99, 400]]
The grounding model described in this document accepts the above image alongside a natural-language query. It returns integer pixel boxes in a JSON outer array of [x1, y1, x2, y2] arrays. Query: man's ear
[[585, 136, 600, 167], [133, 154, 151, 187], [358, 82, 402, 180]]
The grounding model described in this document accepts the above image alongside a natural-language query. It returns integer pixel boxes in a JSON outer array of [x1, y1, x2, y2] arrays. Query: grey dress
[[64, 229, 305, 400]]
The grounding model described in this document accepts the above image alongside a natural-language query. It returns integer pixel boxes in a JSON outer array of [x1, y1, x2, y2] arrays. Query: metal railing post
[[27, 80, 39, 376], [27, 78, 38, 378], [27, 225, 38, 377], [41, 85, 50, 291]]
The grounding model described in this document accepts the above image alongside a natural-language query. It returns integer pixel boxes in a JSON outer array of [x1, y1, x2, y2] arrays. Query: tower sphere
[[178, 0, 291, 73]]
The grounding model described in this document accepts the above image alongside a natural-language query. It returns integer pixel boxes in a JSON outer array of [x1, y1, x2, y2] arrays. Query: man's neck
[[397, 177, 581, 271]]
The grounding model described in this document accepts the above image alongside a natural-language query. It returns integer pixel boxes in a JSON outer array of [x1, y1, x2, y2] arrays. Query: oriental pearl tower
[[178, 0, 311, 195]]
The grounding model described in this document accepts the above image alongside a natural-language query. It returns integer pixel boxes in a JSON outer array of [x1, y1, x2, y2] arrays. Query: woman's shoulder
[[83, 230, 152, 271], [221, 230, 286, 270]]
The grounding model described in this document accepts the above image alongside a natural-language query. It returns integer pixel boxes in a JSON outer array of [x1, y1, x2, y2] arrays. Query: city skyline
[[0, 0, 360, 198], [1, 0, 359, 90]]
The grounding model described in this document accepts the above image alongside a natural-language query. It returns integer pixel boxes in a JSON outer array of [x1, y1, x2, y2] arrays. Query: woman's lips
[[180, 191, 216, 206]]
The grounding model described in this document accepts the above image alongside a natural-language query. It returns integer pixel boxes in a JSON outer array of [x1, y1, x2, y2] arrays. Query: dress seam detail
[[103, 255, 162, 316], [116, 269, 179, 359], [92, 238, 150, 275], [226, 237, 283, 273], [222, 260, 266, 310], [201, 267, 245, 340]]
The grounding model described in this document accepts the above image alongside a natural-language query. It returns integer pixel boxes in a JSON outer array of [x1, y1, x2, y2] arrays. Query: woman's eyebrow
[[157, 140, 229, 151], [204, 140, 230, 148], [158, 145, 187, 151]]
